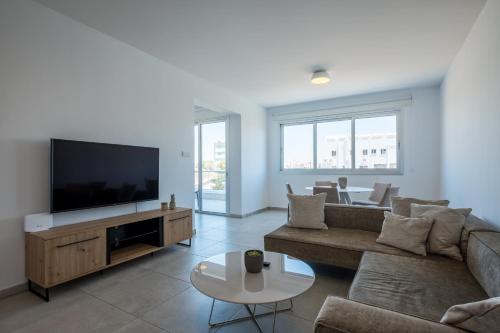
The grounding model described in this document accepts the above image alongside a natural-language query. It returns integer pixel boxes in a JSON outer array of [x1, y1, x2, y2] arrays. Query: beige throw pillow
[[411, 204, 472, 261], [441, 297, 500, 333], [376, 212, 434, 256], [391, 196, 449, 217], [287, 193, 327, 230]]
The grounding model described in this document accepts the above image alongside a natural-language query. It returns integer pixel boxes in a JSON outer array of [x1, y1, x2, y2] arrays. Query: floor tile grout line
[[77, 271, 192, 324]]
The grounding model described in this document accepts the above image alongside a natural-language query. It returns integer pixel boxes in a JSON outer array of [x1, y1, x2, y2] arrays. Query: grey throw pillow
[[376, 212, 434, 256], [411, 204, 472, 261], [391, 196, 449, 217], [287, 193, 327, 230], [441, 297, 500, 333]]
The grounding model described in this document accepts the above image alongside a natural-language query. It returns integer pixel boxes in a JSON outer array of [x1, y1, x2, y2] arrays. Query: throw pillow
[[287, 193, 328, 230], [411, 204, 472, 261], [391, 196, 450, 217], [376, 211, 434, 256], [441, 297, 500, 333]]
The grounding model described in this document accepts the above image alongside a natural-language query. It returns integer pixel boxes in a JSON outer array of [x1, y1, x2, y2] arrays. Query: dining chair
[[194, 189, 201, 211], [285, 183, 293, 221], [352, 183, 391, 207], [381, 187, 400, 207], [313, 186, 340, 204], [315, 181, 333, 187]]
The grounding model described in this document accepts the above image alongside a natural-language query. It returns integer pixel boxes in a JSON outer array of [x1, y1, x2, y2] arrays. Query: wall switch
[[181, 151, 191, 158]]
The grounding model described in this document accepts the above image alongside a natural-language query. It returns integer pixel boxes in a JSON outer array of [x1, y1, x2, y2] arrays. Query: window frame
[[279, 110, 403, 175]]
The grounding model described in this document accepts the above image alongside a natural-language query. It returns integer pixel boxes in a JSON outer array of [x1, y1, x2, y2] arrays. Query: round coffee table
[[190, 251, 315, 333]]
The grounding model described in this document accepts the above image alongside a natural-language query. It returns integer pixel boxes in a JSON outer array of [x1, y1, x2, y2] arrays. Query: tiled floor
[[0, 210, 355, 333]]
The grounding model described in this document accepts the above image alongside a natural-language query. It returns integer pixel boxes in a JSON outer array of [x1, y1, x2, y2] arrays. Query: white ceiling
[[35, 0, 485, 107]]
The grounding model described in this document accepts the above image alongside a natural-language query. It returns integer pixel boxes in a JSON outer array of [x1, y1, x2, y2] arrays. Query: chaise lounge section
[[264, 204, 500, 333]]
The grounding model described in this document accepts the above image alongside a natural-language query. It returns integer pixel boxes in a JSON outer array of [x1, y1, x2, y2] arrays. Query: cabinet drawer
[[167, 210, 192, 220], [164, 216, 192, 246], [46, 229, 106, 286]]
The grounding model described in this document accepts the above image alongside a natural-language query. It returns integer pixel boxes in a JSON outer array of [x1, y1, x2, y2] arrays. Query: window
[[317, 120, 351, 169], [282, 123, 313, 169], [281, 112, 400, 173], [355, 115, 397, 169]]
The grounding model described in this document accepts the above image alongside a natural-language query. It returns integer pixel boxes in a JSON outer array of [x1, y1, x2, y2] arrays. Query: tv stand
[[25, 207, 192, 301]]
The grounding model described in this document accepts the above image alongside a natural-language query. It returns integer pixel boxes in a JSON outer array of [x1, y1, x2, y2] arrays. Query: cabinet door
[[46, 229, 106, 286], [164, 216, 192, 246]]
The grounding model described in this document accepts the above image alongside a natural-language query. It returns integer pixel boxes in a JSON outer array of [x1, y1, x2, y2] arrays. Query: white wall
[[441, 0, 500, 227], [0, 0, 267, 291], [267, 87, 442, 208]]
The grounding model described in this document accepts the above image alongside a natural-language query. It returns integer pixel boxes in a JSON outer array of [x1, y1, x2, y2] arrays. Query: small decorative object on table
[[169, 194, 176, 210], [244, 250, 263, 273], [161, 202, 169, 210], [338, 177, 348, 189]]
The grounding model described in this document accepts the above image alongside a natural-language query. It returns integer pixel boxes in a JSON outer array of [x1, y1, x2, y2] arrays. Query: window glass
[[283, 124, 314, 169], [355, 115, 397, 169], [280, 113, 399, 172], [316, 120, 351, 169]]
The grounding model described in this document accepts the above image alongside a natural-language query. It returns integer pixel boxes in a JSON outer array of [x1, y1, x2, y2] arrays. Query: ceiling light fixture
[[311, 70, 331, 85]]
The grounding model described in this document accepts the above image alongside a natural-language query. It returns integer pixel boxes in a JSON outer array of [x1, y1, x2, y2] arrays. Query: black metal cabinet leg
[[28, 280, 49, 302]]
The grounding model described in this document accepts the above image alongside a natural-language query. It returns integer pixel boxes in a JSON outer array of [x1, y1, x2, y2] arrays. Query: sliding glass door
[[194, 120, 228, 214]]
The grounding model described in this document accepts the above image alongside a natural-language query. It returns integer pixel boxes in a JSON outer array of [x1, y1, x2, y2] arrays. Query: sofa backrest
[[324, 204, 388, 232], [467, 230, 500, 298]]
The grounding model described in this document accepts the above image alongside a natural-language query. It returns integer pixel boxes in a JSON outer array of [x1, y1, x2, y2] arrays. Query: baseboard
[[195, 206, 288, 218], [267, 207, 287, 211], [0, 282, 27, 300]]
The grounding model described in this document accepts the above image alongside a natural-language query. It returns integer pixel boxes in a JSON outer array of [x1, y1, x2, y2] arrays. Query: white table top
[[305, 186, 373, 193], [190, 251, 315, 304]]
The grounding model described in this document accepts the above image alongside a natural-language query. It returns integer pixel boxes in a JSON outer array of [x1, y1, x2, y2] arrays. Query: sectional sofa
[[264, 204, 500, 333]]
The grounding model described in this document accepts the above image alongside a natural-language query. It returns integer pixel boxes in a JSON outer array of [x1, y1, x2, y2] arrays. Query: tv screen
[[51, 139, 159, 213]]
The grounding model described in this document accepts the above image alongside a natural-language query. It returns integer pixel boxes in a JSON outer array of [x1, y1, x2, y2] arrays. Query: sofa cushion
[[411, 204, 471, 261], [324, 204, 387, 232], [287, 193, 328, 229], [460, 215, 500, 260], [266, 225, 428, 259], [467, 232, 500, 297], [348, 252, 487, 321], [391, 196, 449, 217], [376, 212, 434, 256], [440, 297, 500, 333]]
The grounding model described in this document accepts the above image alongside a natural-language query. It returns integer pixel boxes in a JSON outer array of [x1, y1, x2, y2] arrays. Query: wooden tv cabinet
[[25, 207, 192, 301]]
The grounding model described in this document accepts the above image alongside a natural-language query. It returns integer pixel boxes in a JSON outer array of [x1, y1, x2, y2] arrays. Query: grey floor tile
[[186, 237, 221, 256], [151, 253, 205, 278], [193, 241, 246, 258], [2, 290, 135, 333], [85, 269, 191, 317], [216, 308, 313, 333], [141, 287, 241, 333], [114, 319, 167, 333]]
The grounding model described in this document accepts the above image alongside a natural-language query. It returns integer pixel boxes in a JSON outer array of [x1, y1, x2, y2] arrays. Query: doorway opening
[[194, 109, 229, 214]]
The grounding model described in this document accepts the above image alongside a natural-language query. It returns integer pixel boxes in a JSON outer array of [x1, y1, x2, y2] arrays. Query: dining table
[[305, 186, 373, 205]]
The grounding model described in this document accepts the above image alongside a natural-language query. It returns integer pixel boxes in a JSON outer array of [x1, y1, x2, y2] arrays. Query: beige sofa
[[264, 204, 500, 333]]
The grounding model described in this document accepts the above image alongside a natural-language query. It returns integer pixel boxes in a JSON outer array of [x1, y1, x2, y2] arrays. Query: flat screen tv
[[51, 139, 159, 213]]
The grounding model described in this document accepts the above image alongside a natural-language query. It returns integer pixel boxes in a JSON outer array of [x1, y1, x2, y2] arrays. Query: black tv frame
[[50, 138, 159, 213]]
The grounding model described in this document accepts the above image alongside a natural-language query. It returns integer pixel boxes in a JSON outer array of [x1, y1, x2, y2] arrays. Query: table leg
[[340, 192, 352, 205], [208, 298, 215, 325], [272, 302, 277, 333], [207, 298, 293, 331], [244, 304, 264, 333]]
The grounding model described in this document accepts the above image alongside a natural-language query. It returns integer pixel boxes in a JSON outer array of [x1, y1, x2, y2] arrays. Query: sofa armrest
[[314, 296, 464, 333], [324, 204, 388, 233]]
